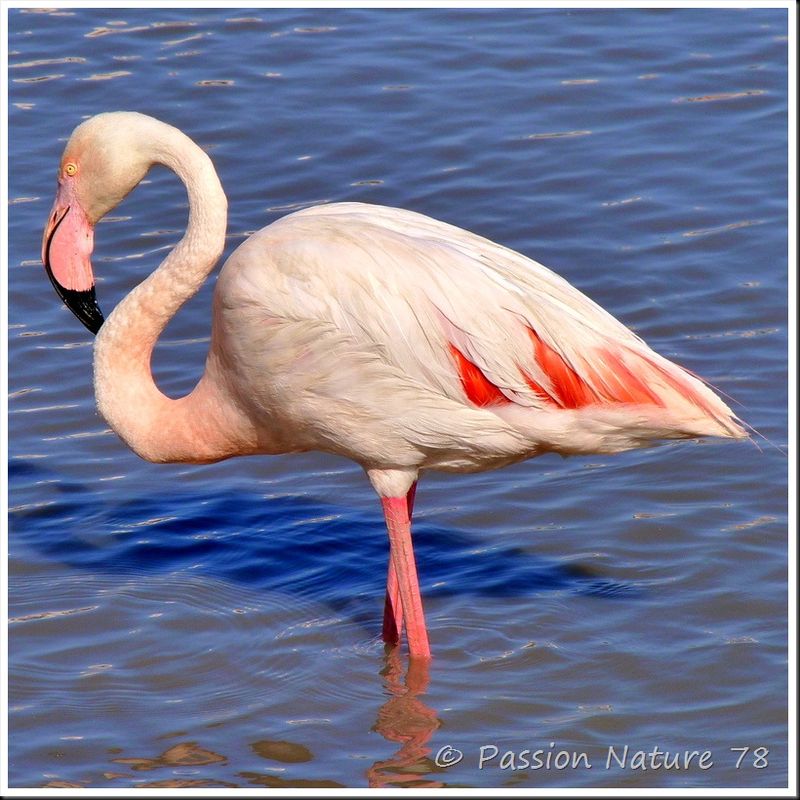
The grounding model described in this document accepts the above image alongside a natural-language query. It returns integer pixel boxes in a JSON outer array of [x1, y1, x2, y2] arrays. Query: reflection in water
[[367, 648, 443, 788], [239, 772, 345, 789], [111, 741, 226, 771], [137, 778, 237, 788], [250, 738, 312, 763], [106, 741, 236, 787], [94, 653, 441, 788]]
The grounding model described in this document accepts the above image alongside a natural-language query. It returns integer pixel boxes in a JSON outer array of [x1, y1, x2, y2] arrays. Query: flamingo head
[[42, 112, 154, 334]]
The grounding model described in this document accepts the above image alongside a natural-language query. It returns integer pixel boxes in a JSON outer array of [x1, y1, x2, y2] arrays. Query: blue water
[[7, 7, 789, 790]]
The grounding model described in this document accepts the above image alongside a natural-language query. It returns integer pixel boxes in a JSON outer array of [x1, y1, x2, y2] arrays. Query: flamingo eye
[[64, 162, 77, 177]]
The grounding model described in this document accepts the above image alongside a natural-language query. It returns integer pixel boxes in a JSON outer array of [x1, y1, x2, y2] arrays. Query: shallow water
[[7, 6, 789, 790]]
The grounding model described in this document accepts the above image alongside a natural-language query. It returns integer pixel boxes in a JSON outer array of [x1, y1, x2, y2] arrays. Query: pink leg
[[382, 563, 403, 646], [381, 491, 430, 659], [382, 483, 416, 645]]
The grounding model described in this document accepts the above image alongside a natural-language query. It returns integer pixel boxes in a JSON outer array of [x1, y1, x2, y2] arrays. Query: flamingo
[[42, 112, 746, 660]]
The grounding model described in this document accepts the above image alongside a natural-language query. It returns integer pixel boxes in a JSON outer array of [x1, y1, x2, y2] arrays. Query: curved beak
[[42, 180, 104, 335]]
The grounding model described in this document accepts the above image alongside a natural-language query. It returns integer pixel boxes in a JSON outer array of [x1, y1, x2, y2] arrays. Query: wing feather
[[228, 202, 742, 439]]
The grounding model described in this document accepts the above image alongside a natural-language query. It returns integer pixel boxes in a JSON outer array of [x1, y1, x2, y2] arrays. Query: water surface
[[7, 7, 789, 790]]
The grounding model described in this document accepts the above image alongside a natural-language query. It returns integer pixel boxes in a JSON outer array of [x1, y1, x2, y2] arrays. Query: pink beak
[[42, 178, 104, 334]]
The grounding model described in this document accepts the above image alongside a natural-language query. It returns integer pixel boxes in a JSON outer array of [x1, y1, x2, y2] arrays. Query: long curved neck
[[93, 126, 253, 463]]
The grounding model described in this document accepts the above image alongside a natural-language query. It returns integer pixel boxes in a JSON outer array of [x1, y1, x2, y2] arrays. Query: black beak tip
[[54, 284, 105, 336]]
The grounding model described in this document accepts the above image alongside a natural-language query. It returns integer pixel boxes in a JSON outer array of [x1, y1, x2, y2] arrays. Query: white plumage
[[42, 112, 746, 658], [216, 201, 742, 472]]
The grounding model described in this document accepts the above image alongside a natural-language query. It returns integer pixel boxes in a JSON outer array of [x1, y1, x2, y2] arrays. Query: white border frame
[[2, 1, 796, 796]]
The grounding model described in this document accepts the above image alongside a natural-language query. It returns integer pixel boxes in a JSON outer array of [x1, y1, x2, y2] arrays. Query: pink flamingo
[[42, 113, 745, 660]]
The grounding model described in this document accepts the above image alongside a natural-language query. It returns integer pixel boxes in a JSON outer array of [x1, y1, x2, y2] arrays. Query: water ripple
[[8, 5, 787, 790]]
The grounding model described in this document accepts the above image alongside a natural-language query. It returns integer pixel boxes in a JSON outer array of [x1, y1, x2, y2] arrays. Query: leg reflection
[[367, 647, 443, 788]]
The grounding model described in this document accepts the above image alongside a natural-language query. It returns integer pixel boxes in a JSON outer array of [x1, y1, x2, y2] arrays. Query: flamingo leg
[[381, 490, 430, 659], [382, 482, 416, 646]]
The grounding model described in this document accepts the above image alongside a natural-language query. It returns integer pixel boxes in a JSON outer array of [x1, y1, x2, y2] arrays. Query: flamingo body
[[43, 112, 745, 659], [213, 201, 741, 476]]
